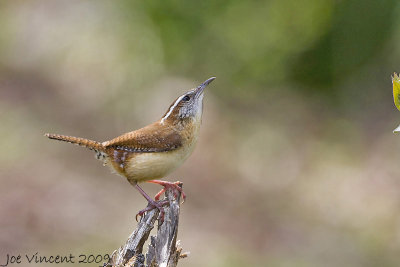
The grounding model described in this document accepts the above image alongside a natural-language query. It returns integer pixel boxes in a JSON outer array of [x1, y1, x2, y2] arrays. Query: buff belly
[[124, 146, 194, 182]]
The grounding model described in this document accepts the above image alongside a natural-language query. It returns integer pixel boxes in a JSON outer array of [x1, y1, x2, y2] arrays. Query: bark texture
[[105, 185, 186, 267]]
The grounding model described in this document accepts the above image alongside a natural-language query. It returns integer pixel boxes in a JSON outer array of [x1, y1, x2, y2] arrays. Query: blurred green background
[[2, 0, 400, 266]]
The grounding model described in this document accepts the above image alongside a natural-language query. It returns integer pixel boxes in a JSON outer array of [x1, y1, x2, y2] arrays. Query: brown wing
[[103, 122, 183, 153]]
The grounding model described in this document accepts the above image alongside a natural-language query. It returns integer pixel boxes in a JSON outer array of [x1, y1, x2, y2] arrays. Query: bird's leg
[[147, 180, 186, 203], [134, 184, 169, 224]]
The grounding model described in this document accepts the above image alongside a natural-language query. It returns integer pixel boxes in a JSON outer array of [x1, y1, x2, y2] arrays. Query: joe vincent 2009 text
[[0, 252, 110, 266]]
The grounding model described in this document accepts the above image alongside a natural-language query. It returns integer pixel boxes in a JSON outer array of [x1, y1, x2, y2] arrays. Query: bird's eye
[[182, 95, 190, 101]]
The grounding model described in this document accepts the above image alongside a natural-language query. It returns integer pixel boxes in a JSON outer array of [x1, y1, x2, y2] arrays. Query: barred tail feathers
[[45, 133, 104, 152]]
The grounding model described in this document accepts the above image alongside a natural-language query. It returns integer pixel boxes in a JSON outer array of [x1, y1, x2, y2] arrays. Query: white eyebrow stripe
[[160, 95, 185, 124]]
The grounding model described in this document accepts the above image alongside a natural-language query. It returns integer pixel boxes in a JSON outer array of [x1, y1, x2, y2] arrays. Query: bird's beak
[[196, 77, 216, 95]]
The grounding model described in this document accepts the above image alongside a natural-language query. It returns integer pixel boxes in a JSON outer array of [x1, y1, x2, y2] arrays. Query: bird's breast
[[124, 141, 197, 182]]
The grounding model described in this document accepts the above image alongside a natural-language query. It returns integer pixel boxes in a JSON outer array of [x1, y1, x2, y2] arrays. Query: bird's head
[[160, 77, 215, 125]]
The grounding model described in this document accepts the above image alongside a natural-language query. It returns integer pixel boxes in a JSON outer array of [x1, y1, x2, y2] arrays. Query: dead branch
[[105, 185, 185, 267]]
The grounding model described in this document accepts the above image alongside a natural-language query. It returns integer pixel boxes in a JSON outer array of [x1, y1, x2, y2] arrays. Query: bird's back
[[102, 120, 197, 183]]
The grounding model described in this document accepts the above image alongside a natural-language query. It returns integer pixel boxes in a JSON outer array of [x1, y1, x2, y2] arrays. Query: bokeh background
[[2, 0, 400, 266]]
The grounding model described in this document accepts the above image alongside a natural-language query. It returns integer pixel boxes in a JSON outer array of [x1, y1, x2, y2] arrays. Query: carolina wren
[[45, 77, 215, 222]]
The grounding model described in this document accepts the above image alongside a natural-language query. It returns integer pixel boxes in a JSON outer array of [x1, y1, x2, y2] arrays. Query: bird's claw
[[153, 181, 186, 204], [135, 200, 169, 224]]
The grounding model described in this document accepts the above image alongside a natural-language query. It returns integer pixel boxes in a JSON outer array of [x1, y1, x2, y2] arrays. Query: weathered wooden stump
[[105, 185, 187, 267]]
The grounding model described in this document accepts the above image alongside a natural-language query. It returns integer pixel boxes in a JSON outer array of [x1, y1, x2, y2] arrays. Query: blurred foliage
[[393, 73, 400, 111], [119, 0, 399, 102], [292, 0, 396, 92]]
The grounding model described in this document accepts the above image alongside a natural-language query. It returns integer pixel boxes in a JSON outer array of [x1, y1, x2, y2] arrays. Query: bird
[[45, 77, 215, 223]]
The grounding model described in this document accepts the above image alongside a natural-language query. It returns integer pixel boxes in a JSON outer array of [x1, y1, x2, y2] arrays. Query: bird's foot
[[147, 180, 186, 203], [135, 199, 169, 224]]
